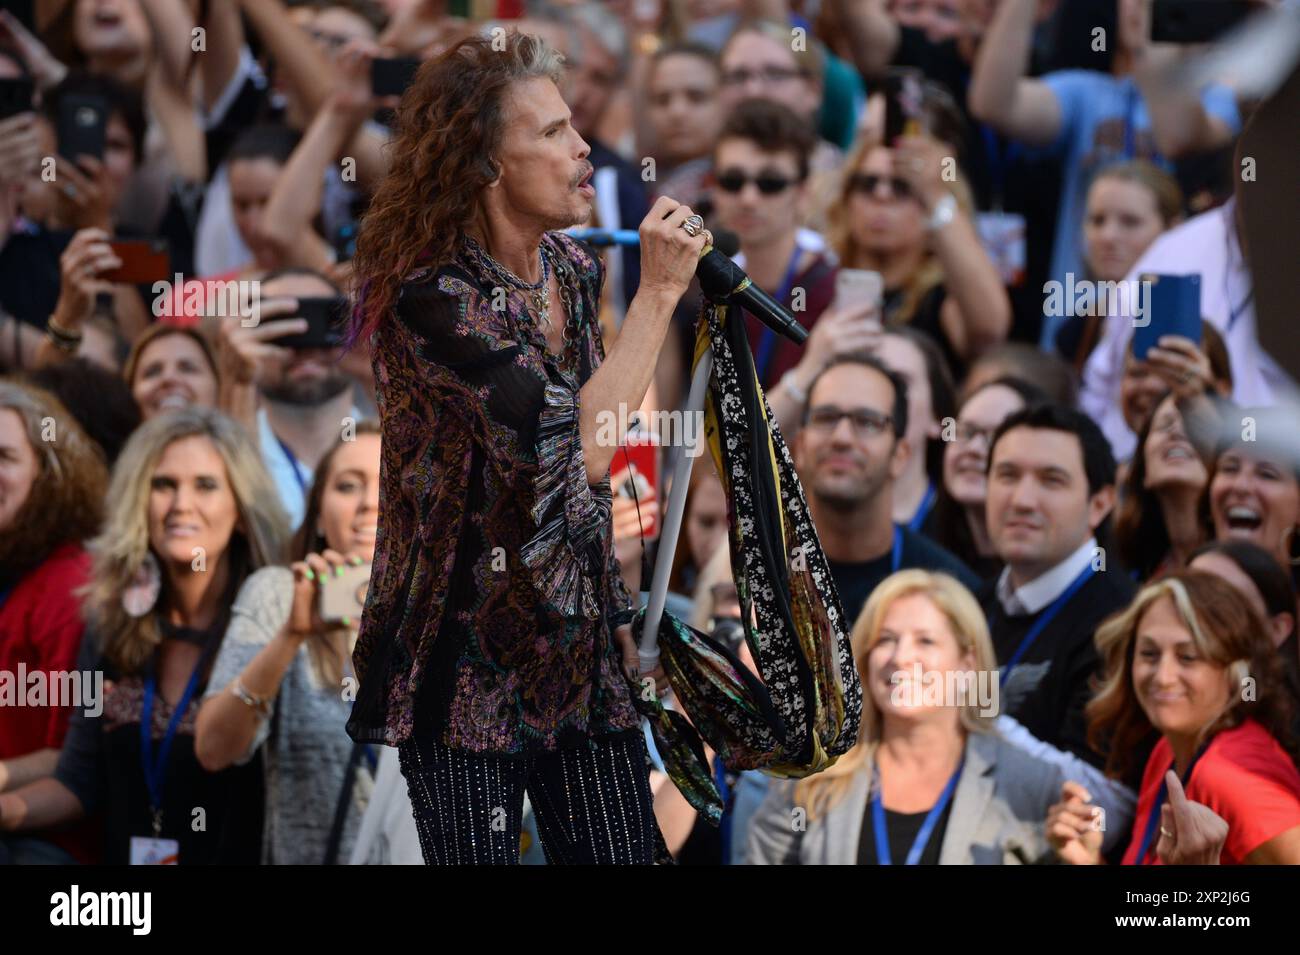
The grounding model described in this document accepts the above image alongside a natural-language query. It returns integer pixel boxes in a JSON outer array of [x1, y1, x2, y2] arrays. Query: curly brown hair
[[0, 381, 107, 581], [348, 30, 565, 345]]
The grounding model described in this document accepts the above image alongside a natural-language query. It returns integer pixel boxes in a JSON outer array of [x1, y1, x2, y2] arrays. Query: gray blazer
[[747, 731, 1064, 865]]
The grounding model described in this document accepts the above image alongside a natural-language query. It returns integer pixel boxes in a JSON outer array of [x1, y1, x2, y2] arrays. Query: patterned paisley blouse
[[347, 231, 641, 755]]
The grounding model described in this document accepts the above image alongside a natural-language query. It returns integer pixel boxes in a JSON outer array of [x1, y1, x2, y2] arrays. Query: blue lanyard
[[140, 647, 213, 822], [1122, 82, 1139, 159], [1134, 744, 1208, 864], [906, 482, 936, 533], [754, 246, 804, 383], [274, 434, 310, 496], [890, 525, 903, 575], [870, 755, 965, 865], [1000, 564, 1095, 686]]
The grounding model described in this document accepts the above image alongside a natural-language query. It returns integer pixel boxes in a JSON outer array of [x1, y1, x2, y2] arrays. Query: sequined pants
[[398, 730, 667, 864]]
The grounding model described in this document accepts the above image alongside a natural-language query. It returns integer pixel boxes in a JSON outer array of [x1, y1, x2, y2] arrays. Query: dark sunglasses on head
[[715, 168, 799, 195], [847, 173, 914, 201]]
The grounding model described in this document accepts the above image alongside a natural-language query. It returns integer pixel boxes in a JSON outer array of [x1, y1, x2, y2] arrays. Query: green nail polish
[[335, 566, 344, 577], [305, 568, 315, 581], [342, 617, 351, 627]]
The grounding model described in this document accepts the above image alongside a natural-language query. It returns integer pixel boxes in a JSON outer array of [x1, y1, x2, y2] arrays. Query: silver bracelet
[[231, 679, 272, 718]]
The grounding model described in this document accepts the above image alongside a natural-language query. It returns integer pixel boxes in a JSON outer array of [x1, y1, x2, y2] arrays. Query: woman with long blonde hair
[[748, 569, 1066, 865], [0, 407, 288, 864], [196, 420, 383, 864]]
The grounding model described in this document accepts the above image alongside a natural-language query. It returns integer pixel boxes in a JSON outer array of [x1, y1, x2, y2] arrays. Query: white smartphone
[[833, 269, 883, 312]]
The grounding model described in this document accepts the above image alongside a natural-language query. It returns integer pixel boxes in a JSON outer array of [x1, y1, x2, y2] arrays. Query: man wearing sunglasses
[[709, 99, 845, 392], [792, 353, 980, 622]]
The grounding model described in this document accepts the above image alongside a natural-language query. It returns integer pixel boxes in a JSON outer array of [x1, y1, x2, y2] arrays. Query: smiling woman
[[1208, 407, 1300, 577], [0, 408, 288, 864], [1084, 572, 1300, 865]]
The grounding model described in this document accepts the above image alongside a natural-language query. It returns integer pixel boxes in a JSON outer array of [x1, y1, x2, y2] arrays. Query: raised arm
[[578, 197, 705, 486], [826, 0, 900, 80], [236, 0, 336, 122], [894, 135, 1010, 359], [967, 0, 1061, 147], [1133, 45, 1237, 158]]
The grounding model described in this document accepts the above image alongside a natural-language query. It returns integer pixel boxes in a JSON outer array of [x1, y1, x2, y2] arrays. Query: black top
[[0, 226, 72, 327], [54, 622, 263, 864], [980, 567, 1137, 767], [827, 525, 981, 624], [857, 796, 954, 866]]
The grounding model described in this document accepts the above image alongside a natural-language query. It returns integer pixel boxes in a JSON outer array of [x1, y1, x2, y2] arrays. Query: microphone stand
[[636, 245, 805, 672]]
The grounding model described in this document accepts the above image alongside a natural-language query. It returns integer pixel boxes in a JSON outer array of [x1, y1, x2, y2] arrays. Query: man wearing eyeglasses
[[792, 353, 979, 622]]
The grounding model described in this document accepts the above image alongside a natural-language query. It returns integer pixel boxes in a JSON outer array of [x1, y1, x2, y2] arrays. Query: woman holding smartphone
[[195, 420, 381, 864]]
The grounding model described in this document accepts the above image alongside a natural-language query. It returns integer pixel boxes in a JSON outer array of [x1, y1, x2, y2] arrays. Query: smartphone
[[56, 93, 108, 162], [371, 57, 420, 97], [0, 77, 34, 121], [1132, 273, 1202, 361], [275, 296, 350, 350], [613, 432, 660, 540], [102, 238, 170, 284], [1151, 0, 1257, 43], [319, 562, 372, 624], [833, 269, 883, 312], [883, 68, 926, 145]]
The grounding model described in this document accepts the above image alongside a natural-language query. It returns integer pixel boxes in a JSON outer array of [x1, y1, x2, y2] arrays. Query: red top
[[0, 541, 100, 862], [1123, 718, 1300, 865]]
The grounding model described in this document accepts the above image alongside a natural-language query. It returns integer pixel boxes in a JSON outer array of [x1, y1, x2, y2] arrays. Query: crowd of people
[[1, 0, 1299, 866]]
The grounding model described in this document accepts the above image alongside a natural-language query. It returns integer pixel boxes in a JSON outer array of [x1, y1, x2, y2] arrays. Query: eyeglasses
[[721, 66, 806, 87], [715, 168, 799, 195], [847, 173, 915, 201], [806, 406, 893, 438], [954, 422, 995, 445]]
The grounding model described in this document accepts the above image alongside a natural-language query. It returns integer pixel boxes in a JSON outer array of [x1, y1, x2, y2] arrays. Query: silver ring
[[62, 183, 78, 200], [681, 214, 704, 237], [1160, 826, 1174, 838]]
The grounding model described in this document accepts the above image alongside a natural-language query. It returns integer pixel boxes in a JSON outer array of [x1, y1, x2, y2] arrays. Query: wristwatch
[[926, 193, 958, 233]]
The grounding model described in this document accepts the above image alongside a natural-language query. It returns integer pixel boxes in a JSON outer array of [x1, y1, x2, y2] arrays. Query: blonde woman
[[748, 569, 1064, 865], [196, 421, 382, 864], [826, 97, 1011, 378], [0, 408, 288, 864], [1050, 571, 1300, 865]]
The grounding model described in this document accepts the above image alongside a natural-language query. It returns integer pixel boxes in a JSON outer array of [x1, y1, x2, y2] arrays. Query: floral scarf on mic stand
[[625, 301, 862, 825]]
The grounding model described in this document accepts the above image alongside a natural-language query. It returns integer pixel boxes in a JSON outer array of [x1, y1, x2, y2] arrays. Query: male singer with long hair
[[344, 31, 709, 864]]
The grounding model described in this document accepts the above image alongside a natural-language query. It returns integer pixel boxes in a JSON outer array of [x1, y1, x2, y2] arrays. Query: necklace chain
[[464, 235, 578, 355]]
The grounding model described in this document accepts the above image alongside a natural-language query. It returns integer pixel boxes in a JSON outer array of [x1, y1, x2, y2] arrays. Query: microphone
[[568, 226, 808, 346], [564, 228, 641, 247], [696, 229, 808, 345]]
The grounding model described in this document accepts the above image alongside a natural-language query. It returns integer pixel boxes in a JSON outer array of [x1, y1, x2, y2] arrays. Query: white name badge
[[976, 211, 1027, 287], [130, 836, 179, 865]]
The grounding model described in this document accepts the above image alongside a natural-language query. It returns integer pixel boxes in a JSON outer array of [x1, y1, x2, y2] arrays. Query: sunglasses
[[847, 173, 915, 201], [715, 168, 799, 195]]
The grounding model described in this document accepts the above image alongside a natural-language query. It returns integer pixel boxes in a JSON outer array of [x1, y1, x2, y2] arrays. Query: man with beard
[[792, 353, 978, 621], [245, 268, 363, 528]]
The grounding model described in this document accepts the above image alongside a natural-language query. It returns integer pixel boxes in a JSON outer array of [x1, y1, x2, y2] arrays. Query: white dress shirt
[[995, 536, 1099, 616], [1080, 198, 1298, 462]]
